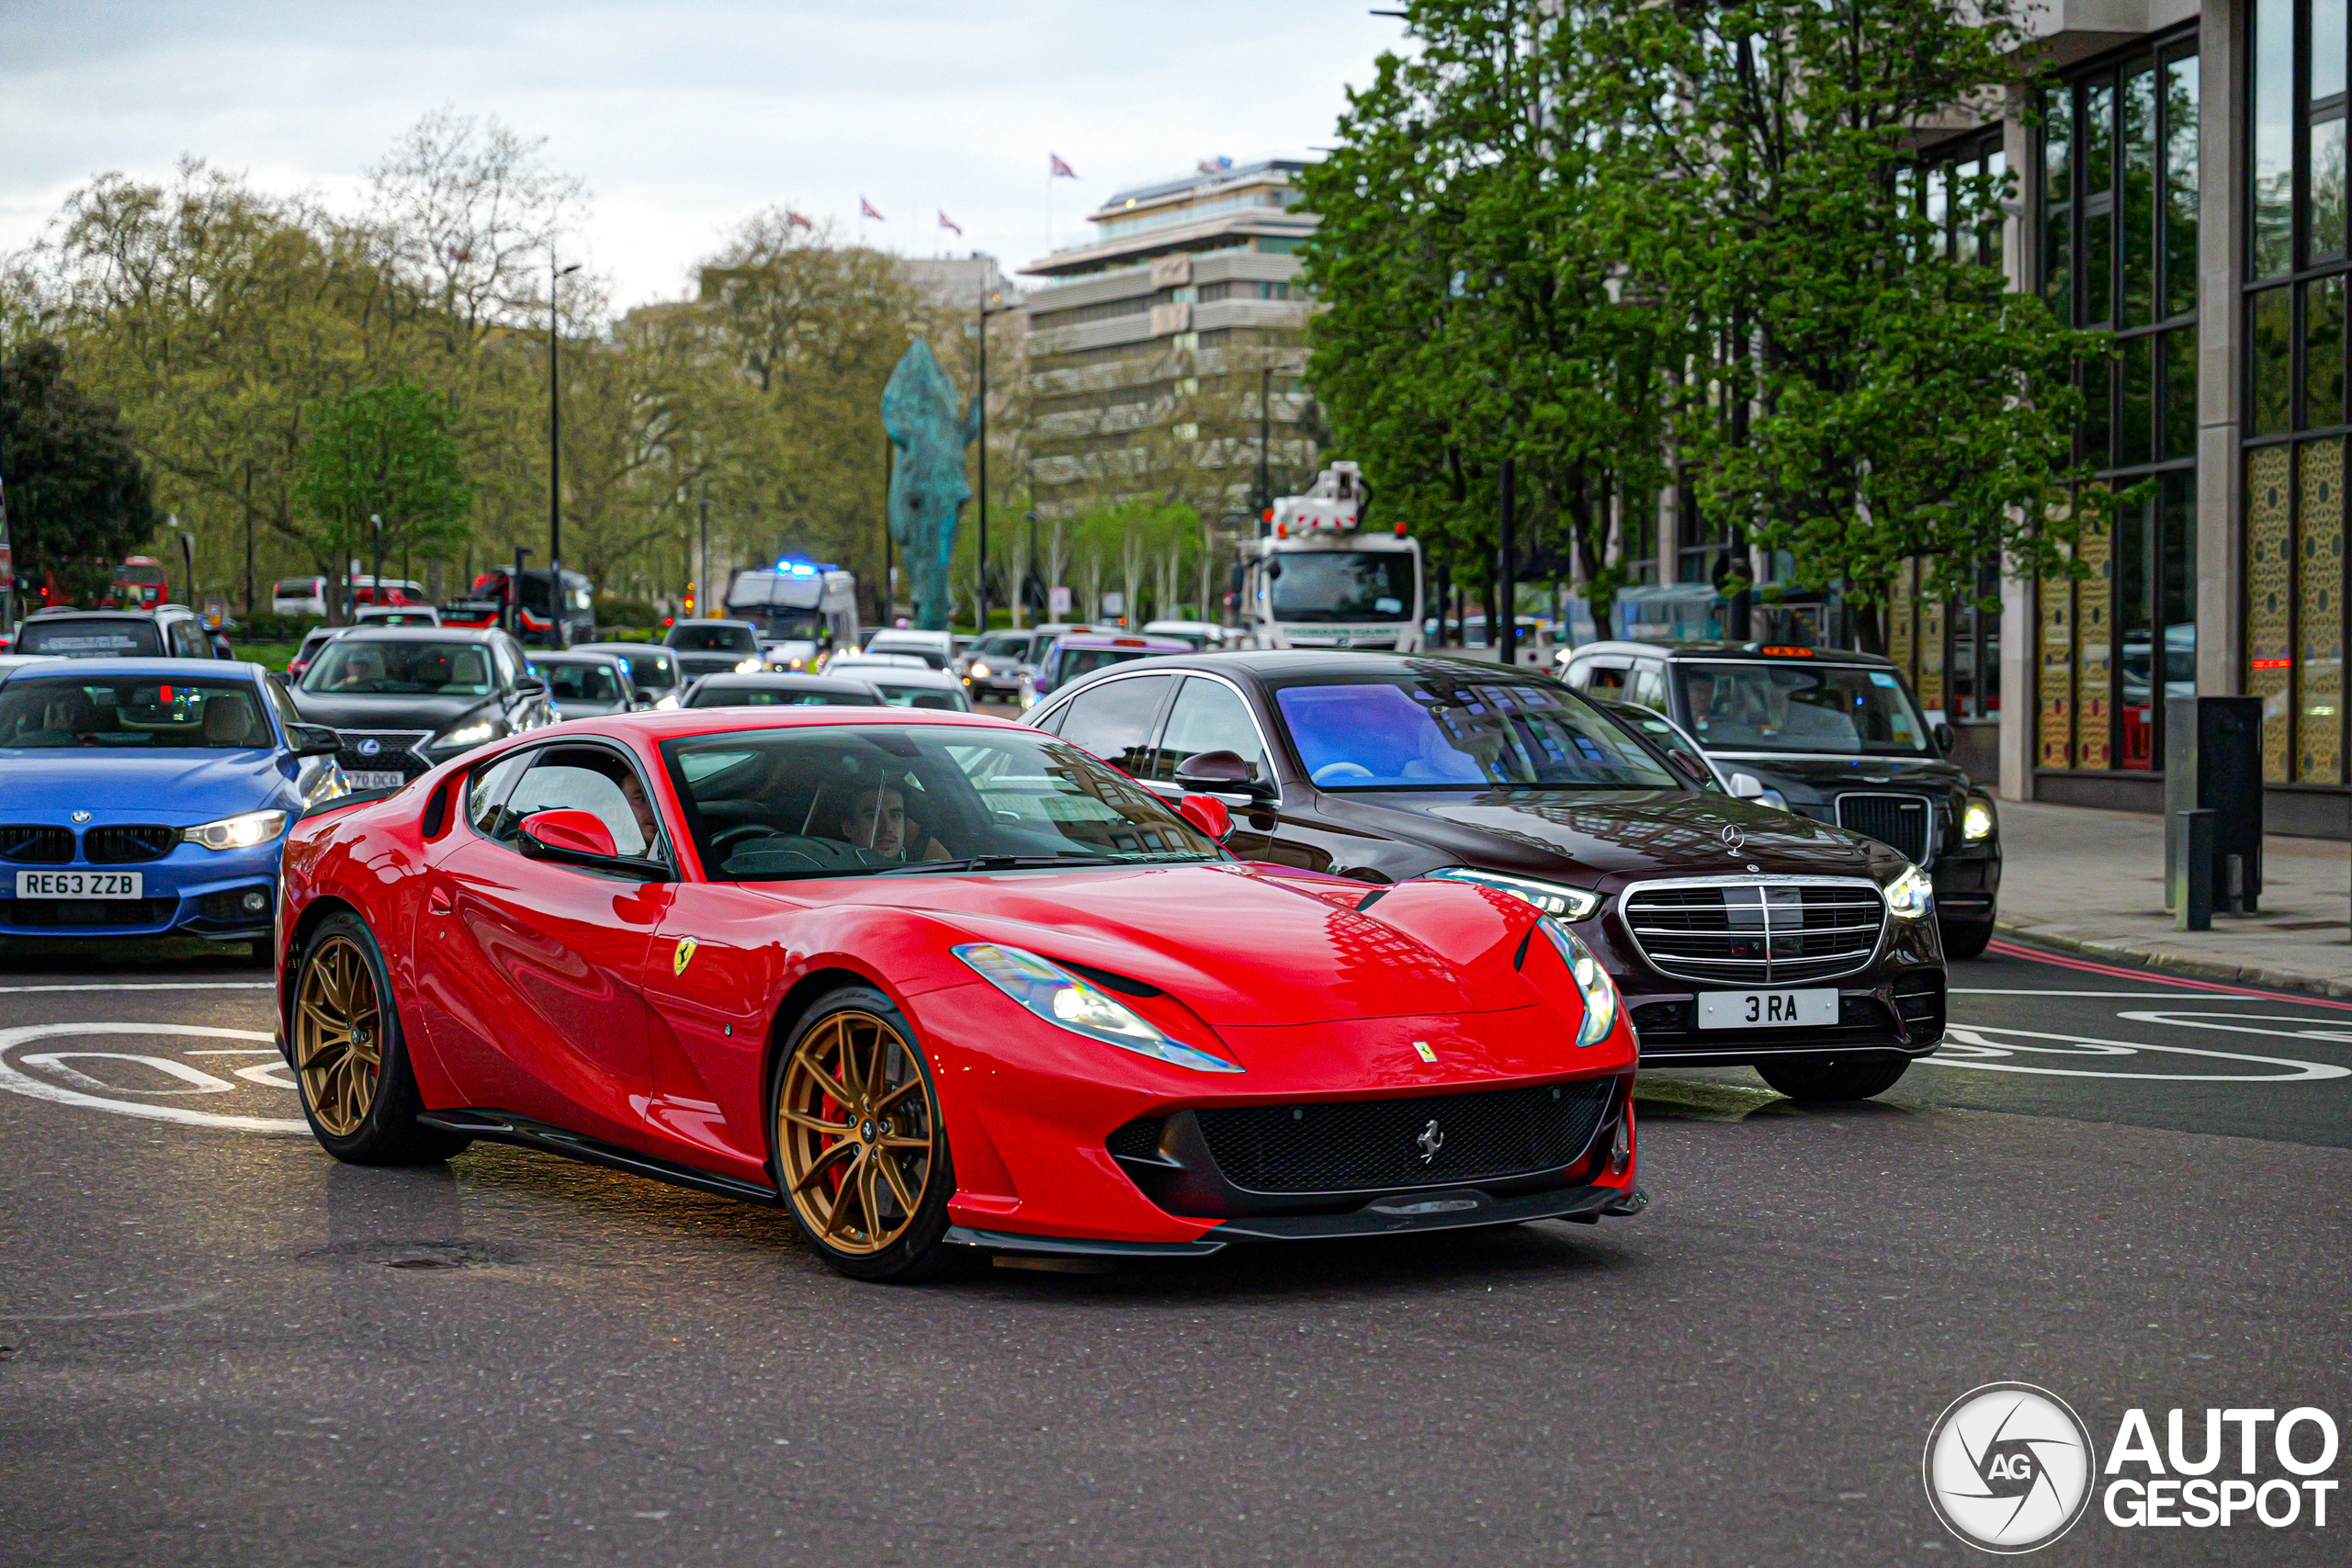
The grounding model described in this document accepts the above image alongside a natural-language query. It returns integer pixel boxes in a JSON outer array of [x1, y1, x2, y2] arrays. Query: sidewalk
[[1992, 799, 2352, 998]]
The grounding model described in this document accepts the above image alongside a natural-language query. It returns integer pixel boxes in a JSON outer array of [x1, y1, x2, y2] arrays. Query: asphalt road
[[1, 936, 2346, 1567]]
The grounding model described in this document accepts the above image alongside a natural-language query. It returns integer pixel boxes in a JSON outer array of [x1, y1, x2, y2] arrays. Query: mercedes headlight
[[1962, 798, 1995, 841], [954, 942, 1242, 1074], [1884, 863, 1935, 920], [183, 809, 289, 851], [1539, 916, 1620, 1047], [1424, 866, 1604, 922], [429, 719, 496, 751]]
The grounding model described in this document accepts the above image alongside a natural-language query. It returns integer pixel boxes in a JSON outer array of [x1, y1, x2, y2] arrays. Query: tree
[[296, 377, 472, 616], [0, 338, 158, 600]]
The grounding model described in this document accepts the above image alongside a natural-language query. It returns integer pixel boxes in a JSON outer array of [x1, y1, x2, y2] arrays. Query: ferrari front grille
[[1620, 877, 1885, 985], [84, 825, 179, 864], [0, 825, 74, 864], [1836, 792, 1934, 865], [1193, 1080, 1614, 1195]]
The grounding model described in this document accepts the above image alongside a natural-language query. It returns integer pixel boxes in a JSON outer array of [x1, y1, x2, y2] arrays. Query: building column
[[1996, 94, 2037, 803], [2198, 0, 2245, 695]]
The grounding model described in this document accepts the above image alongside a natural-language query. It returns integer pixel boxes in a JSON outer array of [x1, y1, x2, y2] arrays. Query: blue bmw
[[0, 658, 348, 946]]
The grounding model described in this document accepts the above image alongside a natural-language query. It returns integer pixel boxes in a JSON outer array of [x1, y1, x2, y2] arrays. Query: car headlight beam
[[1423, 866, 1604, 922], [1538, 916, 1620, 1047], [183, 809, 289, 851], [953, 942, 1242, 1074], [429, 719, 496, 751], [1884, 863, 1935, 920], [1962, 799, 1995, 841]]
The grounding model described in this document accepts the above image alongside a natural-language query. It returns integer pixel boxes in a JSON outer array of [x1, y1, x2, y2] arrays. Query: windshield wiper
[[874, 852, 1124, 876]]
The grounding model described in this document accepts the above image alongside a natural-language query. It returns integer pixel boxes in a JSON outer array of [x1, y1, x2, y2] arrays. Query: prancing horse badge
[[673, 937, 698, 976]]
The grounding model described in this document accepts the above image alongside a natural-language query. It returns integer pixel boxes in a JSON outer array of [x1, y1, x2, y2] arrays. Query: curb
[[1994, 920, 2352, 1002]]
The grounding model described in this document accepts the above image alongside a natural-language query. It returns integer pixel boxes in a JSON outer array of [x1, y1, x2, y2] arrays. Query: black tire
[[1755, 1054, 1911, 1103], [288, 910, 471, 1166], [769, 985, 958, 1283], [1939, 917, 1995, 962]]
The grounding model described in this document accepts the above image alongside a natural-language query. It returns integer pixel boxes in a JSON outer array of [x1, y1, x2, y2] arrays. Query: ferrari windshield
[[660, 724, 1222, 880], [1677, 661, 1932, 756], [0, 676, 273, 750], [1273, 672, 1679, 790], [303, 640, 493, 696]]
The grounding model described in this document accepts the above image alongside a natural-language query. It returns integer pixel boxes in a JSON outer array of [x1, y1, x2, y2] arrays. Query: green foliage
[[0, 338, 158, 592], [296, 377, 473, 589], [1303, 0, 2116, 649]]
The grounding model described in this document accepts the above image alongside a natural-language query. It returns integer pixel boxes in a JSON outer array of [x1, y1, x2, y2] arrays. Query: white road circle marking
[[0, 1023, 305, 1132], [1929, 1024, 2350, 1082]]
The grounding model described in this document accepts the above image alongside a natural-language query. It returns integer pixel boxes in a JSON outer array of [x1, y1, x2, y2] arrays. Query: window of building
[[2245, 0, 2352, 784], [2035, 30, 2200, 774]]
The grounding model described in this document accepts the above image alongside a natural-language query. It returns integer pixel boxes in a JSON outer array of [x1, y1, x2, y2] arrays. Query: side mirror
[[288, 723, 342, 759], [1933, 722, 1957, 756], [519, 808, 616, 859], [1172, 750, 1274, 801], [1177, 793, 1233, 842], [514, 677, 548, 698], [1728, 772, 1768, 799]]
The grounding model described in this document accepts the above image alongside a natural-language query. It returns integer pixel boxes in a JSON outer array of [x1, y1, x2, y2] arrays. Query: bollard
[[2176, 809, 2214, 931]]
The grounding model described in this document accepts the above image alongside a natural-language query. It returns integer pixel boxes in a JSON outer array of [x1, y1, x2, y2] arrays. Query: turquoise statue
[[882, 340, 979, 631]]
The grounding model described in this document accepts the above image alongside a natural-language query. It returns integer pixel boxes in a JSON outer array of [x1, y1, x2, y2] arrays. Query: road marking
[[1931, 1024, 2350, 1082], [1981, 940, 2352, 1010], [0, 1023, 305, 1133], [1951, 989, 2216, 999], [2116, 1010, 2352, 1045], [0, 982, 274, 994]]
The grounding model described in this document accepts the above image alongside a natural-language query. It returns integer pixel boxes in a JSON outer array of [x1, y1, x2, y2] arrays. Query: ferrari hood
[[785, 862, 1547, 1028]]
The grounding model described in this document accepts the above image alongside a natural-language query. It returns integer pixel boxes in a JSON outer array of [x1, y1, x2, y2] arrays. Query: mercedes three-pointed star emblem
[[1720, 821, 1746, 852]]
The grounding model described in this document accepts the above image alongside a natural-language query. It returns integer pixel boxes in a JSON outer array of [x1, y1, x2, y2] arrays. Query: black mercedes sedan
[[1559, 641, 2001, 959], [1025, 649, 1946, 1102], [288, 626, 556, 790]]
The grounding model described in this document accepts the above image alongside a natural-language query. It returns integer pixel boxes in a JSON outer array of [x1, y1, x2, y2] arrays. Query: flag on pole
[[1049, 153, 1078, 179], [785, 209, 813, 231], [938, 210, 963, 236], [859, 197, 885, 220], [1195, 155, 1234, 175]]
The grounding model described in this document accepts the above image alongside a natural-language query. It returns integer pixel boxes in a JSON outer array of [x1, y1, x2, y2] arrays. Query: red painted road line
[[1984, 937, 2352, 1011]]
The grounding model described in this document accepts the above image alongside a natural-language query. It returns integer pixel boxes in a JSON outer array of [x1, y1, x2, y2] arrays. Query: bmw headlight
[[953, 942, 1242, 1074], [183, 809, 288, 851], [429, 719, 497, 751], [1884, 863, 1935, 920], [1962, 798, 1995, 841], [1424, 866, 1604, 921], [1538, 916, 1620, 1047]]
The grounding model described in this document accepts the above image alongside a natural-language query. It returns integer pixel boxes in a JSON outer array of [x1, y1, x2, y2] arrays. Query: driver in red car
[[830, 782, 948, 863]]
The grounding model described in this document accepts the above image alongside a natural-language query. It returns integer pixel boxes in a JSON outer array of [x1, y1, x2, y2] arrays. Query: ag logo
[[673, 937, 698, 976], [1923, 1382, 2093, 1553]]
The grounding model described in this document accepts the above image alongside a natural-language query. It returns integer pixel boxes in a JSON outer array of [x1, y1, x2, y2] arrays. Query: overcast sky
[[1, 0, 1408, 309]]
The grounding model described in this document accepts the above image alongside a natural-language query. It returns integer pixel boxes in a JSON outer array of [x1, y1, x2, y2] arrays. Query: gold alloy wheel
[[775, 1010, 937, 1255], [295, 934, 385, 1138]]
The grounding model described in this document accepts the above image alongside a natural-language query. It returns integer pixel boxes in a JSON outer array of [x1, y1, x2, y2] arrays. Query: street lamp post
[[511, 547, 533, 638], [369, 513, 383, 611], [1498, 457, 1518, 669], [976, 276, 1016, 635], [698, 494, 710, 617], [548, 254, 582, 647]]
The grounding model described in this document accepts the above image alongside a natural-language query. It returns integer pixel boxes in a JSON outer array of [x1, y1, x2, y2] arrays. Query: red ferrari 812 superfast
[[276, 707, 1645, 1280]]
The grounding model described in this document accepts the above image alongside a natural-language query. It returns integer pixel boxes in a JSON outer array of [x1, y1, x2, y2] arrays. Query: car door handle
[[428, 886, 452, 915]]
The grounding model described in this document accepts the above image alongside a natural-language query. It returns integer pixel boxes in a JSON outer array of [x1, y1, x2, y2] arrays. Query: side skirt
[[417, 1108, 781, 1206]]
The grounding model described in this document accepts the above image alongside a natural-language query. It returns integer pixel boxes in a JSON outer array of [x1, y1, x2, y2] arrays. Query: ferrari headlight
[[429, 719, 496, 751], [1539, 916, 1620, 1047], [953, 942, 1242, 1074], [183, 809, 289, 851], [1425, 866, 1604, 922], [1962, 799, 1995, 841], [736, 657, 763, 673], [1884, 863, 1935, 920]]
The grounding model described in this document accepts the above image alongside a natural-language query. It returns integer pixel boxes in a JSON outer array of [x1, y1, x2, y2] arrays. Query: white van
[[272, 576, 329, 616]]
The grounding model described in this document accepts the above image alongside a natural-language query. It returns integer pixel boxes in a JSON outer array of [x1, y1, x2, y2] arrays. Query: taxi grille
[[1620, 878, 1886, 986], [1193, 1080, 1615, 1195], [0, 826, 74, 864], [84, 825, 179, 864], [1836, 793, 1934, 864]]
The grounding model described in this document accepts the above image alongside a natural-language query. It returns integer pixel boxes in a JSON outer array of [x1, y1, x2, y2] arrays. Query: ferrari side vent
[[1105, 1117, 1167, 1161], [0, 826, 74, 864]]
